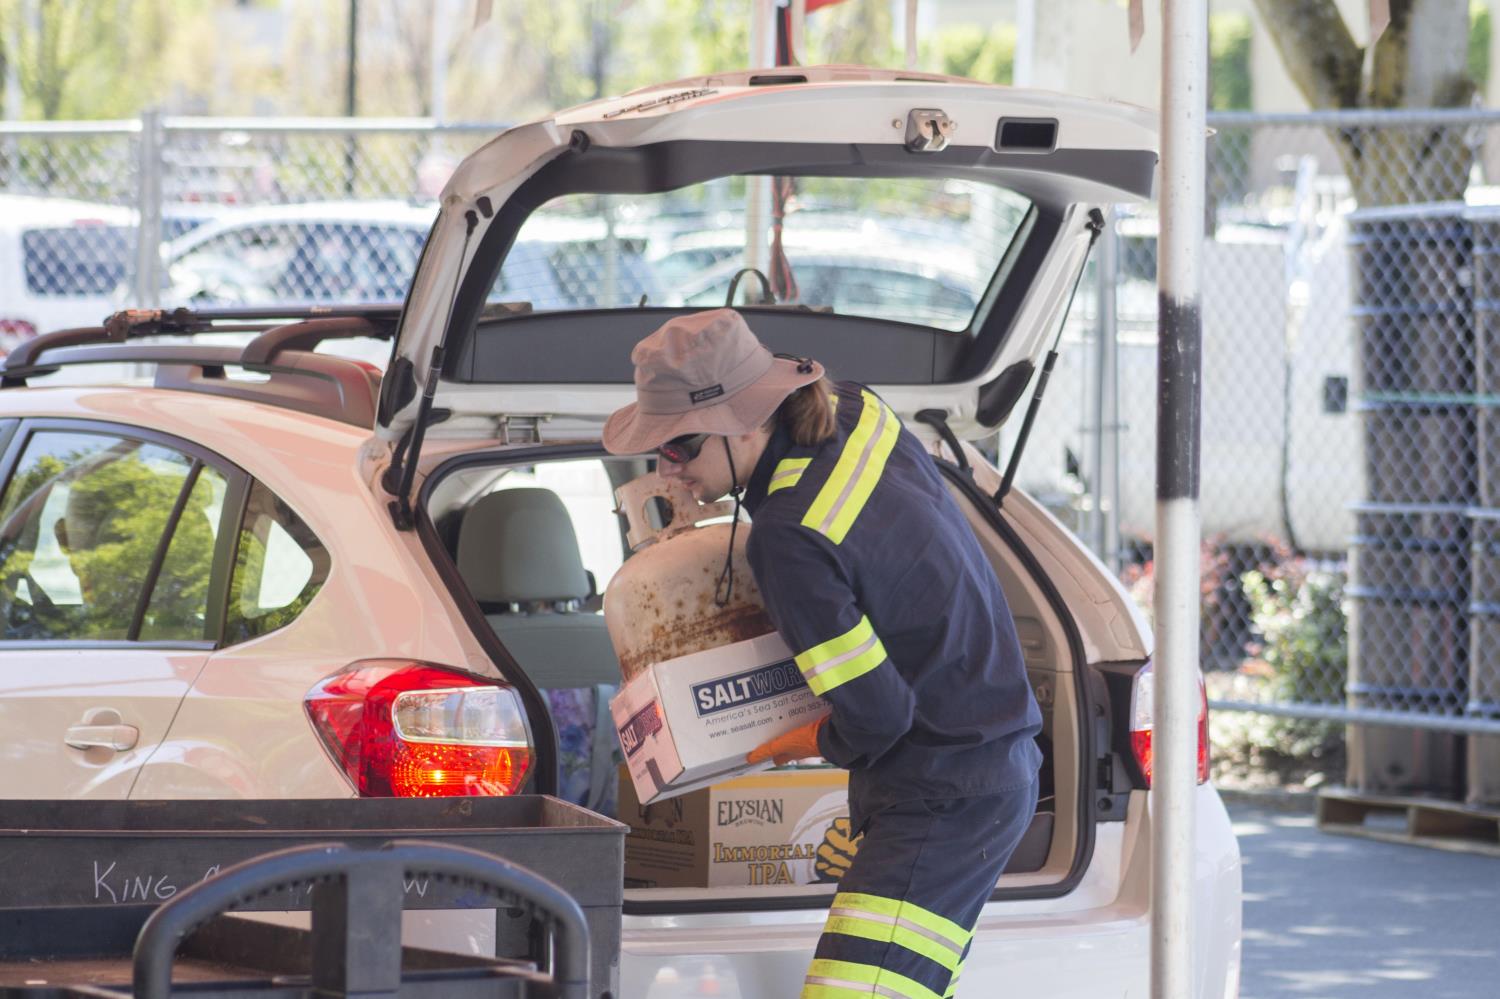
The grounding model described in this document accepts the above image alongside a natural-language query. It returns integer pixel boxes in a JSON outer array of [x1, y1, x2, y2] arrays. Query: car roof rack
[[0, 305, 401, 429]]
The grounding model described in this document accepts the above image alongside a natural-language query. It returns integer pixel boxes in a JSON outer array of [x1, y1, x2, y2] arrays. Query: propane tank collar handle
[[714, 437, 743, 608]]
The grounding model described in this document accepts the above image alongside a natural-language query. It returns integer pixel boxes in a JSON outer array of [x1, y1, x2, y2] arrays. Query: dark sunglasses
[[656, 432, 713, 465]]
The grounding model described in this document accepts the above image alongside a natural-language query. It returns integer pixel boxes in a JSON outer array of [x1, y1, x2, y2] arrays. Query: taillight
[[304, 660, 532, 797], [1128, 661, 1210, 786]]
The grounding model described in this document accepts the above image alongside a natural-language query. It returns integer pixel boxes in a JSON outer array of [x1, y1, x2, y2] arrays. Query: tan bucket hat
[[603, 309, 825, 455]]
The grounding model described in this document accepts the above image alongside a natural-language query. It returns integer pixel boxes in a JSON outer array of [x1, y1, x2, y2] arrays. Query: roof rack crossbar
[[0, 343, 380, 428], [241, 316, 380, 366], [2, 305, 400, 384]]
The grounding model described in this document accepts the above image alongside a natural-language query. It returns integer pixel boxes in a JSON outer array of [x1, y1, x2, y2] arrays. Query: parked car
[[0, 195, 138, 348], [670, 238, 985, 329], [0, 195, 225, 350], [147, 200, 440, 307], [0, 67, 1239, 997], [147, 201, 661, 315]]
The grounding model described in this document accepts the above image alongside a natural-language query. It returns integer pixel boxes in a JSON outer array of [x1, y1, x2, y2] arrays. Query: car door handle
[[64, 724, 140, 752]]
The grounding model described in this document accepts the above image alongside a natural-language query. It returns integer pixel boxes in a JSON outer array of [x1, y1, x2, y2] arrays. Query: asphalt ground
[[1228, 796, 1500, 998]]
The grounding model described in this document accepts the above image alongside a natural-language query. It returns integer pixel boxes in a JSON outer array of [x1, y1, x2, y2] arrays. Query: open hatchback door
[[377, 66, 1158, 480], [362, 71, 1244, 998]]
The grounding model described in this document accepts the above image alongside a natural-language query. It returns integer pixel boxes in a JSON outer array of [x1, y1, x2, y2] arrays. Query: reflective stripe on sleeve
[[768, 457, 812, 495], [802, 959, 943, 999], [795, 616, 887, 695], [803, 390, 900, 544], [824, 892, 971, 973]]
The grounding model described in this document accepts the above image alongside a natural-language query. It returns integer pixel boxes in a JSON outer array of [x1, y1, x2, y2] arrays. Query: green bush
[[1241, 562, 1347, 706], [1214, 560, 1347, 788]]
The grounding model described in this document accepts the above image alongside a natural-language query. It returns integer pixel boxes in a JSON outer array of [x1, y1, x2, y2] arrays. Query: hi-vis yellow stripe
[[802, 390, 899, 544], [795, 616, 887, 695], [768, 457, 811, 495], [802, 958, 942, 999], [824, 892, 971, 973], [941, 959, 964, 999]]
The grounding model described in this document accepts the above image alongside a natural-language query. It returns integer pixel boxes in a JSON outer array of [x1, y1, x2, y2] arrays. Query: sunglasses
[[656, 432, 713, 465]]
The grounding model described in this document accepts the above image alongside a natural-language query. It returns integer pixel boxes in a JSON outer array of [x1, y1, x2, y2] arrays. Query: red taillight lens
[[1128, 661, 1210, 786], [304, 660, 532, 797]]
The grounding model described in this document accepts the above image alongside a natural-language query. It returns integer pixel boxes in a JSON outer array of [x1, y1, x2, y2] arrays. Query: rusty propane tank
[[604, 473, 776, 682]]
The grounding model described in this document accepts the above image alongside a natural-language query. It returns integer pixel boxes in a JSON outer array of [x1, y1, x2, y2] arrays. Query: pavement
[[1228, 793, 1500, 998]]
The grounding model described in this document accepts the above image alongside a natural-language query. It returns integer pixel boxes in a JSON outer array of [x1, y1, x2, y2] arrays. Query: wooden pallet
[[1317, 787, 1500, 857]]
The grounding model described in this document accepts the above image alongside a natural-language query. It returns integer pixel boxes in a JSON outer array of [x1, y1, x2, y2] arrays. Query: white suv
[[0, 68, 1241, 997]]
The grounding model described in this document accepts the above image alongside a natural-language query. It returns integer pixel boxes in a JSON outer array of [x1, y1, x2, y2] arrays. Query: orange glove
[[746, 717, 826, 766]]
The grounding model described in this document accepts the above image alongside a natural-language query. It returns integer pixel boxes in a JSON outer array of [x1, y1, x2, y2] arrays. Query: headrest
[[456, 488, 590, 605]]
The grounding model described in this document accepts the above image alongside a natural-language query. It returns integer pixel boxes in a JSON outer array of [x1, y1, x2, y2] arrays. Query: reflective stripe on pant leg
[[822, 891, 971, 973], [806, 788, 1039, 999], [803, 802, 954, 999], [942, 939, 971, 997], [802, 958, 945, 999]]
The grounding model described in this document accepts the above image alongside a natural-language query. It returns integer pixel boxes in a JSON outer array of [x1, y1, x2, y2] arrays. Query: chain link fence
[[1006, 108, 1500, 803], [5, 109, 1500, 800]]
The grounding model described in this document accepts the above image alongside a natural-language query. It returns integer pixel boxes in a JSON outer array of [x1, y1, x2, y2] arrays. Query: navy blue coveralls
[[741, 381, 1043, 999]]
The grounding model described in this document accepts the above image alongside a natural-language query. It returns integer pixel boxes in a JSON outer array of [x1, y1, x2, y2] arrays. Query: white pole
[[429, 0, 452, 121], [1091, 215, 1120, 566], [905, 0, 919, 70], [1013, 0, 1035, 86], [791, 0, 806, 63], [134, 109, 165, 310], [745, 0, 776, 277], [1152, 0, 1206, 997], [749, 0, 775, 69]]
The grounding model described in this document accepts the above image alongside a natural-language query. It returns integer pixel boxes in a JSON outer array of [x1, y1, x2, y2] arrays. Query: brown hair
[[771, 376, 839, 446]]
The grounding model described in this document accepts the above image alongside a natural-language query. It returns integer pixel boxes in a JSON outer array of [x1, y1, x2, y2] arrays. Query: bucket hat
[[602, 308, 824, 454]]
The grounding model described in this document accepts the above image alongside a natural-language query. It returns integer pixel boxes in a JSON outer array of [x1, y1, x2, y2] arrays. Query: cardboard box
[[619, 767, 852, 888], [611, 631, 829, 805]]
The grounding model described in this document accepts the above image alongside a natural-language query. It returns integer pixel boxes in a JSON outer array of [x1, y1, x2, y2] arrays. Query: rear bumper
[[620, 784, 1242, 998]]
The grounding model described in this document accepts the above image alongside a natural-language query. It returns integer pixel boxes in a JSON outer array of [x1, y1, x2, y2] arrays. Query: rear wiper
[[995, 208, 1106, 509]]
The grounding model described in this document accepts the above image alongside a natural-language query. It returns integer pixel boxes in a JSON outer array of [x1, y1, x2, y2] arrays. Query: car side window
[[139, 465, 230, 641], [0, 431, 206, 641], [224, 481, 330, 644]]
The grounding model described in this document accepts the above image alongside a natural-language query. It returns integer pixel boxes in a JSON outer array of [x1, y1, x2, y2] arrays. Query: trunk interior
[[421, 442, 1095, 908]]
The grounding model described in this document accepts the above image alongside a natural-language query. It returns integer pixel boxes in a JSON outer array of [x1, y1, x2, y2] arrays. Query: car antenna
[[389, 196, 492, 530], [995, 208, 1106, 509]]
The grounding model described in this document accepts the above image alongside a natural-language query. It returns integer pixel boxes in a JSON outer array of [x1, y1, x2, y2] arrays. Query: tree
[[1250, 0, 1476, 204], [925, 24, 1015, 84], [0, 0, 193, 119]]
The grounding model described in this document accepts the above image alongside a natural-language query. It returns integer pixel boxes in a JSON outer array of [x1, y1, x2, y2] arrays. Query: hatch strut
[[996, 208, 1106, 508], [388, 197, 492, 530]]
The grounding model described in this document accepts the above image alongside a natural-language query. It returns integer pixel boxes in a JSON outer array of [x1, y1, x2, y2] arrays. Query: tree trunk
[[1252, 0, 1476, 206]]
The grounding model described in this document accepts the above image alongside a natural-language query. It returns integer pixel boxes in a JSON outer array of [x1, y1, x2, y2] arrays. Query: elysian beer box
[[618, 766, 852, 888], [611, 631, 829, 805]]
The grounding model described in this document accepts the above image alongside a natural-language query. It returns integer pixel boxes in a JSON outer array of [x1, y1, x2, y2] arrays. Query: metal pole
[[1152, 1, 1205, 997], [429, 0, 452, 121], [345, 0, 359, 196], [745, 0, 775, 276], [1095, 216, 1121, 568], [133, 109, 164, 310], [1013, 0, 1035, 86], [904, 0, 919, 70]]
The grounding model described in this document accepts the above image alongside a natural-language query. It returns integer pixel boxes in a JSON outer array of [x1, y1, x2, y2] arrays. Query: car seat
[[456, 487, 622, 816]]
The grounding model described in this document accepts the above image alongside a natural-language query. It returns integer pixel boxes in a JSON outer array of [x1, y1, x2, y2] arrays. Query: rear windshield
[[23, 226, 134, 296], [489, 177, 1032, 332]]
